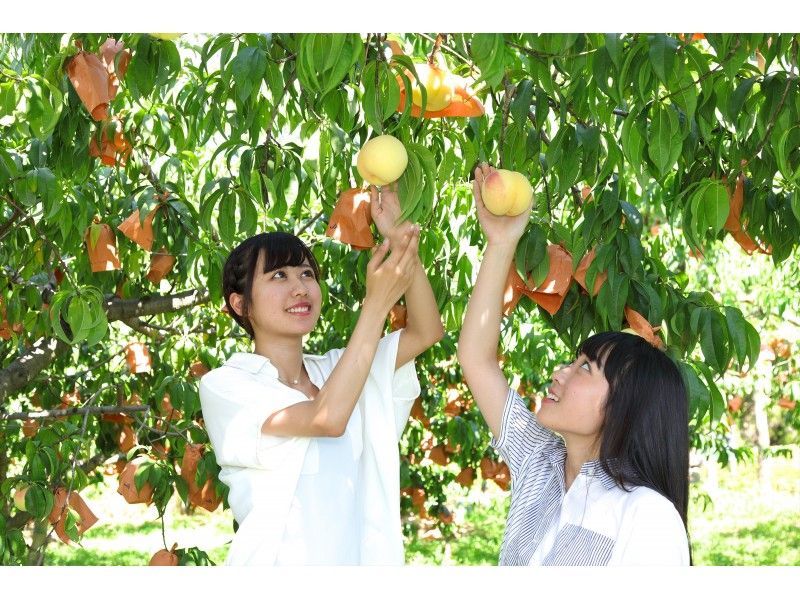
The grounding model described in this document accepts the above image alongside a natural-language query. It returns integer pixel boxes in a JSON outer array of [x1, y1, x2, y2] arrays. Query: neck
[[563, 435, 600, 490], [253, 333, 305, 383]]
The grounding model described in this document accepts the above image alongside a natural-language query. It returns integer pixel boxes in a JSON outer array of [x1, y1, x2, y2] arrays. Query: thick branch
[[104, 289, 210, 321], [0, 290, 210, 401], [0, 337, 67, 402]]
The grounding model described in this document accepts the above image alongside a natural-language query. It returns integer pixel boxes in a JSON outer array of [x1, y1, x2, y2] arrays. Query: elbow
[[316, 420, 346, 438], [429, 320, 445, 346], [456, 340, 479, 379]]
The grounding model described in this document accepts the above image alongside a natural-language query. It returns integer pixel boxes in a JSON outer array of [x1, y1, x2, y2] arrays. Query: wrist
[[485, 240, 519, 253], [361, 296, 392, 321]]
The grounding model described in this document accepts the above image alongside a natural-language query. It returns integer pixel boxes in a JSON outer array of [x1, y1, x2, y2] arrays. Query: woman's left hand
[[370, 184, 414, 243]]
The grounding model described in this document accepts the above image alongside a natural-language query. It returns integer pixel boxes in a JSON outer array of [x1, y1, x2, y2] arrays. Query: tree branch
[[2, 404, 150, 421], [0, 290, 210, 402]]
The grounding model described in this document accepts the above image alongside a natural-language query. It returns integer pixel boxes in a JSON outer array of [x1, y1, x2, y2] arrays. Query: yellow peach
[[481, 169, 534, 216], [410, 63, 453, 112], [356, 135, 408, 186], [149, 33, 183, 41]]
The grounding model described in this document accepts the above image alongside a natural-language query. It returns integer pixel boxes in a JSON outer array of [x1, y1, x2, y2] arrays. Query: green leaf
[[699, 310, 729, 374], [605, 34, 623, 70], [648, 34, 678, 85], [619, 201, 643, 237], [470, 33, 505, 89], [511, 79, 534, 125], [621, 110, 646, 173], [231, 47, 266, 103], [701, 179, 730, 235], [728, 76, 758, 125], [218, 193, 237, 247], [791, 193, 800, 225], [647, 105, 681, 178]]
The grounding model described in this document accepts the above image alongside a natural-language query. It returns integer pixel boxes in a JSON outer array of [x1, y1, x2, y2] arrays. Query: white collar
[[224, 351, 327, 377]]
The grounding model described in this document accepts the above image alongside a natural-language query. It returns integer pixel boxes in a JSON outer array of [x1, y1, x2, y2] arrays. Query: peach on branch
[[356, 135, 408, 186]]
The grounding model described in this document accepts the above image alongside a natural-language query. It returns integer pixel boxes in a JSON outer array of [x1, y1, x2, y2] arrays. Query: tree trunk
[[25, 519, 50, 566], [753, 356, 773, 494]]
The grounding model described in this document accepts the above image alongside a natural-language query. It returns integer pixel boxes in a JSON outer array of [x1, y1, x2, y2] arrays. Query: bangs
[[255, 232, 320, 280], [577, 332, 621, 368]]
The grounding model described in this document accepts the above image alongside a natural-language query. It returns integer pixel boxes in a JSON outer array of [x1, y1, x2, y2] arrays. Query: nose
[[551, 362, 570, 383], [291, 275, 309, 297]]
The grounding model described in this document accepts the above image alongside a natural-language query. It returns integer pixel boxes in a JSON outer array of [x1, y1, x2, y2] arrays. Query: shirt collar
[[547, 443, 618, 491], [224, 351, 328, 377]]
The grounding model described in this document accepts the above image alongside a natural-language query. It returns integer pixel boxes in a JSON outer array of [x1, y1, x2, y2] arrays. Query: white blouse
[[199, 330, 420, 565]]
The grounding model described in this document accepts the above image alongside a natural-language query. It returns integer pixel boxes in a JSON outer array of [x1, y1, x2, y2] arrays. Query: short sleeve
[[611, 490, 690, 565], [490, 388, 559, 476], [199, 371, 308, 470], [370, 330, 421, 439]]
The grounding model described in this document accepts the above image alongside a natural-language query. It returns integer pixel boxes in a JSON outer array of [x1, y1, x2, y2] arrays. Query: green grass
[[38, 455, 799, 566]]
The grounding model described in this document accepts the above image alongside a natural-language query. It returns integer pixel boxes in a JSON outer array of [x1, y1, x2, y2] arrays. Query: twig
[[753, 38, 798, 159], [498, 77, 516, 169], [2, 404, 150, 421], [658, 38, 742, 104], [506, 40, 597, 62], [417, 33, 470, 65], [140, 156, 167, 197], [0, 201, 25, 241], [296, 209, 325, 236], [39, 385, 105, 549], [122, 317, 167, 341], [428, 34, 445, 65]]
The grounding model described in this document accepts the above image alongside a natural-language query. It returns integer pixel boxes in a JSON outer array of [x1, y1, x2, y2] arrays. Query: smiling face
[[537, 353, 610, 449], [234, 252, 322, 341]]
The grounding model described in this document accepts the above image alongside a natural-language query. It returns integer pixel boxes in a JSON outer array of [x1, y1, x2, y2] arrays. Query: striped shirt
[[491, 388, 690, 566]]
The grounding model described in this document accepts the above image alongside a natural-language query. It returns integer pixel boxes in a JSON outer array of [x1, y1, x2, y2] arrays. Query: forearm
[[403, 260, 444, 344], [458, 242, 517, 368], [311, 301, 387, 434]]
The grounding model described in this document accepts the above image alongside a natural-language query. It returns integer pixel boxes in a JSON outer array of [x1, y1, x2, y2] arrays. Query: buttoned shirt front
[[199, 330, 420, 565]]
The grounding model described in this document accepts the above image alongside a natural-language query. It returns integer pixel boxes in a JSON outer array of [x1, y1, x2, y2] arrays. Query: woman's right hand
[[364, 225, 420, 314], [472, 163, 532, 246]]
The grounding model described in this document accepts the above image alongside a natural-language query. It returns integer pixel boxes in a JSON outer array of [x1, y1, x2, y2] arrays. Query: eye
[[302, 269, 315, 278], [271, 270, 286, 279], [580, 362, 591, 372]]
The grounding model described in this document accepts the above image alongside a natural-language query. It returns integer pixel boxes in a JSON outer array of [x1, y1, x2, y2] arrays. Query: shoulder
[[621, 486, 684, 525], [199, 361, 265, 399]]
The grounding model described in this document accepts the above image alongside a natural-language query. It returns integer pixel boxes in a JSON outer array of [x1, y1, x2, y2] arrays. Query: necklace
[[277, 366, 304, 386]]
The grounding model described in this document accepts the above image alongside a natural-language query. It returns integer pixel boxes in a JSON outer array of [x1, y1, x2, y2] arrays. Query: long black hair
[[222, 232, 320, 339], [578, 332, 690, 535]]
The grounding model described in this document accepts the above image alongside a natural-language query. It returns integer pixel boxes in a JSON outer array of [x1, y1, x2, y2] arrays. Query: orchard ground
[[37, 452, 800, 566]]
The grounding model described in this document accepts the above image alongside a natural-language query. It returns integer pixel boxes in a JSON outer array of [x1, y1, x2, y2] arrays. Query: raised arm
[[370, 184, 444, 369], [457, 164, 532, 438], [263, 227, 420, 437]]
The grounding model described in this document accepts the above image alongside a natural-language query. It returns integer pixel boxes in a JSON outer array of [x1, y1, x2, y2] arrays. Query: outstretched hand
[[364, 224, 420, 314], [472, 163, 531, 246], [369, 183, 416, 244]]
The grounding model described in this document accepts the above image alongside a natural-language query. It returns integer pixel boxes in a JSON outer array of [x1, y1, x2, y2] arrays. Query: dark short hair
[[222, 232, 320, 339], [578, 332, 690, 542]]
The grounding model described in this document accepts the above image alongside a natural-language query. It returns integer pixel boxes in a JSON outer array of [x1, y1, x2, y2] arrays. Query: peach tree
[[1, 33, 799, 564]]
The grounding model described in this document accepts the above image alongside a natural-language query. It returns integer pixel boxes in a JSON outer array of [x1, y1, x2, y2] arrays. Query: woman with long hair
[[458, 164, 690, 565], [199, 186, 444, 565]]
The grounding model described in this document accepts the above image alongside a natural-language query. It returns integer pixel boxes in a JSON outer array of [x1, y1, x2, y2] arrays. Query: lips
[[544, 386, 560, 403], [286, 302, 312, 314]]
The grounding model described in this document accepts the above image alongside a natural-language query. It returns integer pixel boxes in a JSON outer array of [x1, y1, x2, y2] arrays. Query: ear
[[228, 293, 246, 318]]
